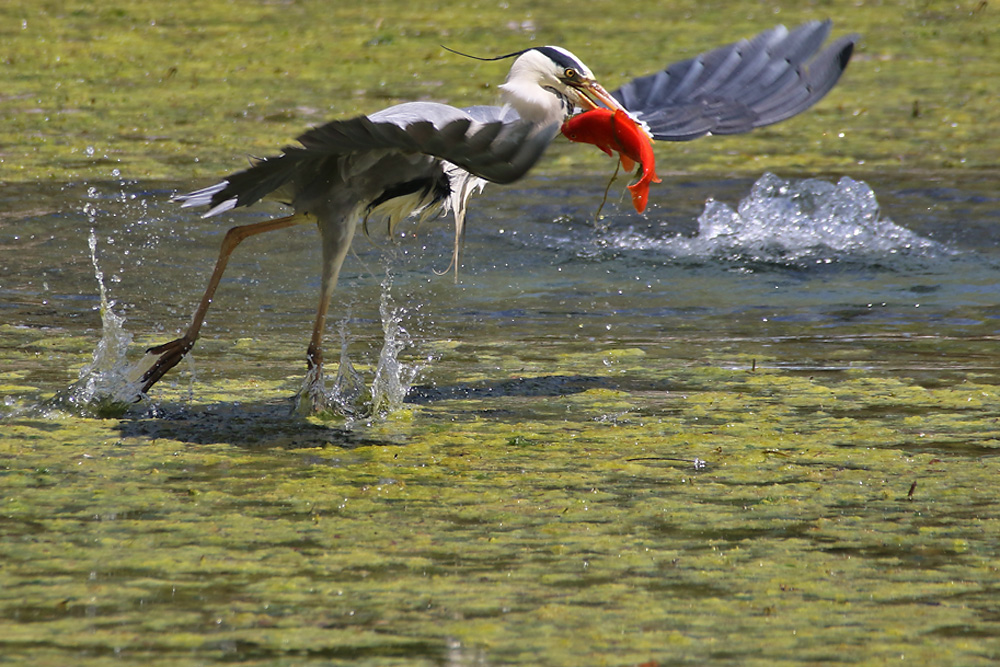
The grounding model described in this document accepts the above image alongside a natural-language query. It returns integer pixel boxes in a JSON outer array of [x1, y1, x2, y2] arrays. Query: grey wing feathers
[[300, 102, 555, 184], [174, 149, 334, 217], [612, 20, 857, 141], [174, 102, 555, 215]]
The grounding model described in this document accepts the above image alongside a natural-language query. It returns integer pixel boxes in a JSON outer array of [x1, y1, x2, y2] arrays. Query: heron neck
[[498, 80, 567, 128]]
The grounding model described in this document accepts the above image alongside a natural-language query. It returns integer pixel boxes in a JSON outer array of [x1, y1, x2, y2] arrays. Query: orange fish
[[561, 108, 661, 213]]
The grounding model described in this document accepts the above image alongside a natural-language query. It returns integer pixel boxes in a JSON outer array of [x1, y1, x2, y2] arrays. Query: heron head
[[498, 46, 627, 127], [442, 43, 626, 127]]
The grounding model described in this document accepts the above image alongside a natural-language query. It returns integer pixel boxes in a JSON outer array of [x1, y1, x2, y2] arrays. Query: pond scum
[[3, 325, 1000, 664]]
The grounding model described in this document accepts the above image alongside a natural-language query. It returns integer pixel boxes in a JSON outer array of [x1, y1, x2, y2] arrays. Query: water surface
[[2, 172, 999, 665]]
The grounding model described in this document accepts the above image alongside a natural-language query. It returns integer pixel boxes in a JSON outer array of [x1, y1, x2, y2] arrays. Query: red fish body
[[561, 108, 661, 213]]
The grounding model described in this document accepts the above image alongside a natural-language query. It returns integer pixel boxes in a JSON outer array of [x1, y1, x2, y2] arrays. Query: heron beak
[[572, 79, 627, 113]]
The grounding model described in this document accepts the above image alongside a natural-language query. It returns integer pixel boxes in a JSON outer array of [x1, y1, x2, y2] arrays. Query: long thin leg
[[299, 214, 358, 411], [135, 213, 307, 394]]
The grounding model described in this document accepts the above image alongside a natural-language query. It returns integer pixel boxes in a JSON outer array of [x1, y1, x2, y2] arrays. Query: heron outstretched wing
[[612, 20, 857, 141]]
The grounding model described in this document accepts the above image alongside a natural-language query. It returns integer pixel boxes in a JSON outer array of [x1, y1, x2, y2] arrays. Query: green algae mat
[[3, 0, 997, 181], [5, 336, 1000, 665], [3, 0, 1000, 664]]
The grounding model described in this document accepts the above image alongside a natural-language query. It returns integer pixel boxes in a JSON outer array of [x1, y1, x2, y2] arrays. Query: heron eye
[[563, 68, 578, 81]]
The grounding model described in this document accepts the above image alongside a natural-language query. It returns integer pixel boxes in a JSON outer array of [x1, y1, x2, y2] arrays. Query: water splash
[[369, 271, 420, 417], [598, 173, 949, 267], [297, 270, 422, 421], [296, 310, 367, 417], [331, 326, 366, 412], [2, 180, 164, 418], [55, 228, 144, 417]]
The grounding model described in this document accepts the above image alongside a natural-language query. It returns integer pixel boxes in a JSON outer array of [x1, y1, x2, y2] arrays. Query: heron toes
[[295, 365, 368, 417], [131, 337, 196, 395], [295, 365, 335, 415]]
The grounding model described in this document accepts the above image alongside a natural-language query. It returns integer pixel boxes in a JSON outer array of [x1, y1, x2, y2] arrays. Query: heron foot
[[295, 364, 368, 417], [296, 365, 333, 414], [131, 336, 196, 396]]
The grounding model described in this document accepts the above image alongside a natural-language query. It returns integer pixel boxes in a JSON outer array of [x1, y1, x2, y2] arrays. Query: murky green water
[[3, 0, 1000, 665]]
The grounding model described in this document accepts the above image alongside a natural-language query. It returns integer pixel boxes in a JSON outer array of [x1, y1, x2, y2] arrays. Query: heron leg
[[299, 216, 358, 412], [136, 213, 307, 394]]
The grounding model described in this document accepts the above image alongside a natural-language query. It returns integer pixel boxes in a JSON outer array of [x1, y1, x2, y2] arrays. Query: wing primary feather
[[612, 20, 857, 142]]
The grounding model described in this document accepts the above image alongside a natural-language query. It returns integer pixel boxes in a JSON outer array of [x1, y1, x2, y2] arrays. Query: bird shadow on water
[[406, 373, 620, 403], [114, 400, 374, 449], [113, 374, 625, 449]]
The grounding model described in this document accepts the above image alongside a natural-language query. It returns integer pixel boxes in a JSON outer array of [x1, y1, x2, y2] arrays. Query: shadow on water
[[407, 373, 618, 403], [112, 374, 627, 447], [0, 639, 448, 665], [114, 401, 380, 449]]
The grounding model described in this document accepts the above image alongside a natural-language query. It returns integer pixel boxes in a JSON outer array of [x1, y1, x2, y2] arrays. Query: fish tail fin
[[627, 181, 649, 214]]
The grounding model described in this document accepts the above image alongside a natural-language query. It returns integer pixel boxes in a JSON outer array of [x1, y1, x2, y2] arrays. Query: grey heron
[[135, 20, 856, 411]]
